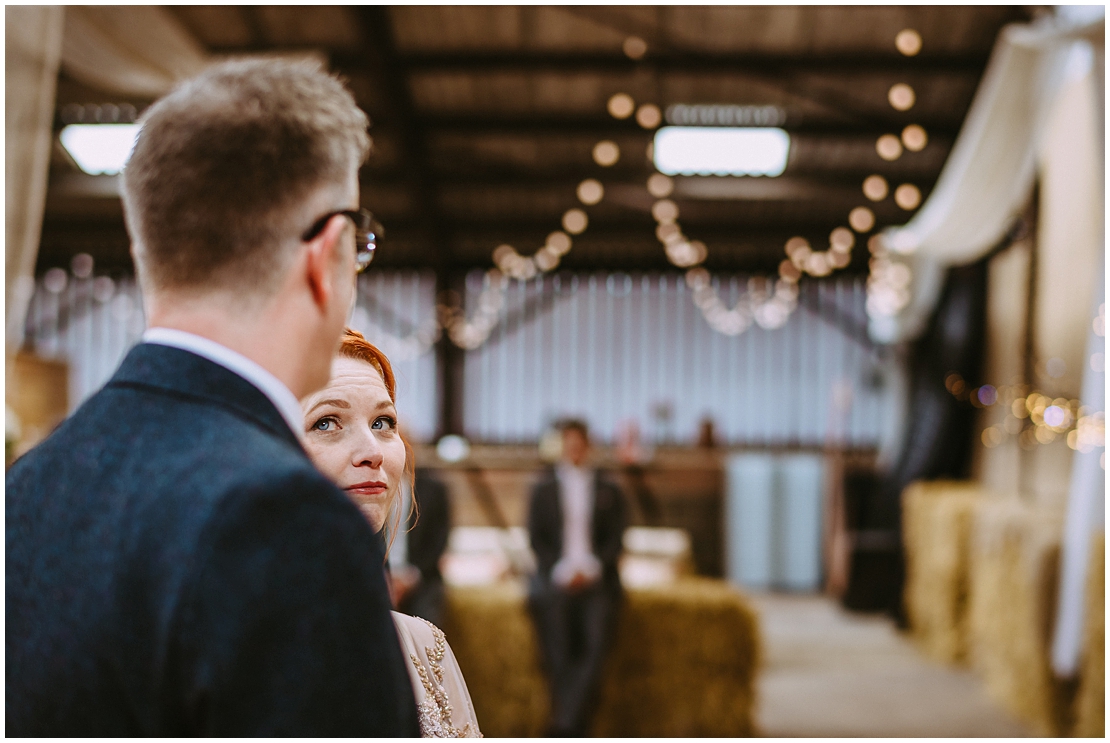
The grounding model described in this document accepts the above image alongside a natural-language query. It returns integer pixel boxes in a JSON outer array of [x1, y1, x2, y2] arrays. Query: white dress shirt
[[141, 327, 305, 440], [551, 462, 602, 587]]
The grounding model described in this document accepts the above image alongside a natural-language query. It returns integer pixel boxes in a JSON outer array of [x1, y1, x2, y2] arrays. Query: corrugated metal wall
[[462, 270, 887, 446], [22, 269, 889, 448]]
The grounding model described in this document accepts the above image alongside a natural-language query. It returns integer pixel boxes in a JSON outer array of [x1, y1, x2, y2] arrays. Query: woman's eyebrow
[[306, 398, 351, 415]]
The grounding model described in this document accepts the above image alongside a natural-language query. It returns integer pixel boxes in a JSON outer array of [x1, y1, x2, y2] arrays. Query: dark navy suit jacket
[[5, 343, 419, 736]]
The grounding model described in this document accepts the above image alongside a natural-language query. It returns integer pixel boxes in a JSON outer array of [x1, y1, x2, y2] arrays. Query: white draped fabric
[[1049, 20, 1105, 679], [864, 8, 1105, 680], [60, 6, 208, 98], [1052, 244, 1105, 678], [5, 6, 64, 360], [7, 6, 207, 364], [869, 12, 1105, 344]]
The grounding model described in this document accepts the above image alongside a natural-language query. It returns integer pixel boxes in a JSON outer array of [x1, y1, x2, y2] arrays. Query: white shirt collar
[[141, 327, 305, 441], [556, 462, 592, 479]]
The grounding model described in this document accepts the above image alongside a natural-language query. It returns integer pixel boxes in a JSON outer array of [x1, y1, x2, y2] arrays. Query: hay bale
[[444, 581, 549, 736], [902, 480, 985, 664], [593, 578, 760, 737], [966, 497, 1064, 736], [444, 577, 760, 737], [1074, 531, 1104, 737]]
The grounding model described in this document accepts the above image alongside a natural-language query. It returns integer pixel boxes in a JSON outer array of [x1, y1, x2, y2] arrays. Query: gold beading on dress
[[409, 619, 481, 738]]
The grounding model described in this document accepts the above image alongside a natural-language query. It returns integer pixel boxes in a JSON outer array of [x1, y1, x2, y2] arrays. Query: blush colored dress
[[392, 612, 482, 738]]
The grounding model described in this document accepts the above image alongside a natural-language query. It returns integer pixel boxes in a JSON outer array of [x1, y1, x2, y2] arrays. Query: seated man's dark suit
[[527, 469, 626, 736], [5, 343, 419, 736], [398, 469, 451, 626]]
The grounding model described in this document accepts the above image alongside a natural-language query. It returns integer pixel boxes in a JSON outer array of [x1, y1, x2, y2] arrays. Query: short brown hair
[[560, 418, 590, 441], [121, 59, 370, 296]]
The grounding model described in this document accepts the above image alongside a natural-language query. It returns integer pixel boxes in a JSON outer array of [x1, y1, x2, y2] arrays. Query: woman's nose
[[352, 427, 384, 468]]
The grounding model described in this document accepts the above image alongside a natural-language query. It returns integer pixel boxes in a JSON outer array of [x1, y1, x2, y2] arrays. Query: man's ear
[[304, 215, 348, 312]]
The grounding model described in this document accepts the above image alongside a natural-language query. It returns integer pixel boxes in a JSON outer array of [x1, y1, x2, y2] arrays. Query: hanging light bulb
[[607, 93, 635, 120]]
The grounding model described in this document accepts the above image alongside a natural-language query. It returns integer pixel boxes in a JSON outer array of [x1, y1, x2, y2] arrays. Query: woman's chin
[[357, 503, 387, 531]]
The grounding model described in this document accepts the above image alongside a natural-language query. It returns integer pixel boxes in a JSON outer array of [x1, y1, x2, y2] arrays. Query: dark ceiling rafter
[[352, 6, 450, 271], [548, 5, 864, 128], [39, 6, 1022, 280], [414, 112, 963, 139], [363, 171, 921, 191], [386, 50, 993, 76], [351, 6, 469, 436], [237, 6, 270, 47]]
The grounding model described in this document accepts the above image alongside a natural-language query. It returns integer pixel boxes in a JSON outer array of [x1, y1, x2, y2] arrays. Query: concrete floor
[[750, 593, 1031, 738]]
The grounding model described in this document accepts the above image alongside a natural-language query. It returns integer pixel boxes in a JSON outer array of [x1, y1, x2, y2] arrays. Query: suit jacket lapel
[[108, 343, 304, 450]]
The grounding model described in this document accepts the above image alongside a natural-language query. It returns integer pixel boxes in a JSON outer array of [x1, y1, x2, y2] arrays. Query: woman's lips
[[345, 481, 387, 496]]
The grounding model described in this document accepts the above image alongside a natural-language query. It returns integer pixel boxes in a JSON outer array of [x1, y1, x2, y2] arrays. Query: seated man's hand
[[388, 564, 422, 608], [566, 571, 596, 593]]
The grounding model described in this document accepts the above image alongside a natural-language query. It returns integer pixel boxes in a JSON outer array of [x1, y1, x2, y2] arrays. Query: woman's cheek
[[386, 438, 407, 477]]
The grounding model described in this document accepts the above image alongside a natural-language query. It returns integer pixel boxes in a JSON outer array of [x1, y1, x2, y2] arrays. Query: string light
[[863, 175, 889, 201], [576, 178, 604, 205], [562, 208, 588, 234], [607, 93, 635, 119], [849, 206, 876, 232], [592, 140, 620, 167], [623, 36, 648, 60], [438, 270, 509, 350], [71, 253, 94, 279], [636, 104, 662, 129], [43, 268, 68, 294], [683, 269, 798, 334], [896, 29, 923, 56], [646, 173, 674, 198], [865, 234, 912, 318], [901, 124, 928, 151], [651, 199, 679, 223], [351, 303, 440, 362], [876, 134, 903, 161], [888, 83, 916, 111], [894, 183, 922, 210], [949, 373, 1105, 455], [783, 227, 857, 280]]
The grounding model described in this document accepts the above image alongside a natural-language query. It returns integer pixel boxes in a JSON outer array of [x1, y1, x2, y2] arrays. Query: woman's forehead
[[318, 357, 390, 400]]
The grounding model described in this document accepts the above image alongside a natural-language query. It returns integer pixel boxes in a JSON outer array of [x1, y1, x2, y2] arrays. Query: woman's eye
[[371, 416, 397, 431], [312, 417, 338, 432]]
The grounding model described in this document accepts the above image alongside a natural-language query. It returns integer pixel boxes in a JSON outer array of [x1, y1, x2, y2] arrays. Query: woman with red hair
[[301, 328, 481, 738]]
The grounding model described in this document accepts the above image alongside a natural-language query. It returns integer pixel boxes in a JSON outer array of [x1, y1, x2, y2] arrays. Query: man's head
[[121, 59, 370, 304], [560, 419, 591, 467]]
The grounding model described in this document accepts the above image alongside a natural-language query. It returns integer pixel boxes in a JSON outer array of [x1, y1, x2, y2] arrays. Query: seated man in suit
[[390, 467, 452, 627], [6, 60, 418, 736], [527, 420, 626, 737]]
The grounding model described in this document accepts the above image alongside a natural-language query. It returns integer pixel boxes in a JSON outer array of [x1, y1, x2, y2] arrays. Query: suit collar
[[109, 343, 303, 450], [141, 327, 304, 440]]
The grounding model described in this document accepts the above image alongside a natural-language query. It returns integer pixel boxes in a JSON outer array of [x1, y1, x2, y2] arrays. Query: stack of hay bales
[[966, 496, 1064, 736], [1073, 531, 1104, 737], [593, 577, 760, 737], [902, 481, 985, 664], [445, 577, 760, 737], [444, 581, 550, 736]]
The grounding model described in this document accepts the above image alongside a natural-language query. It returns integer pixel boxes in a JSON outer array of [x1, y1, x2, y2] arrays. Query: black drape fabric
[[851, 260, 990, 618]]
